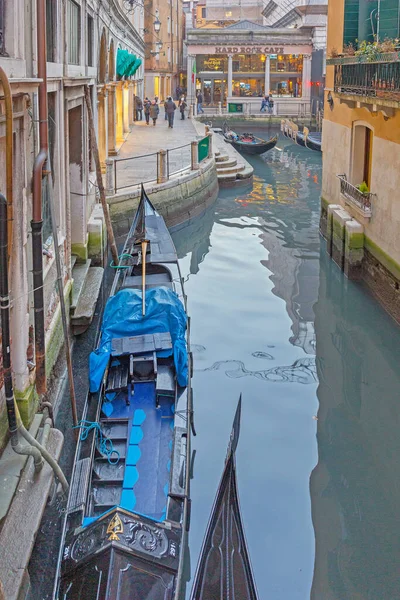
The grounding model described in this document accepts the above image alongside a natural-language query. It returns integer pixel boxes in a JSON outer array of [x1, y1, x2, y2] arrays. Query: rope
[[110, 253, 135, 269], [74, 420, 120, 465]]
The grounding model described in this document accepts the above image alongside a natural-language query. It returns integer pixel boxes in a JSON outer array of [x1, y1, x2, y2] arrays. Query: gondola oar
[[141, 239, 148, 316]]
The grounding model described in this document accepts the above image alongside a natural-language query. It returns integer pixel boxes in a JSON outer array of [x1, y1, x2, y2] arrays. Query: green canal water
[[172, 132, 400, 599]]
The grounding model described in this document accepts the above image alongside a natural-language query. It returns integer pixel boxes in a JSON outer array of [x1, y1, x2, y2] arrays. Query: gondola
[[223, 121, 278, 155], [281, 119, 322, 153], [53, 185, 193, 600], [190, 396, 259, 600]]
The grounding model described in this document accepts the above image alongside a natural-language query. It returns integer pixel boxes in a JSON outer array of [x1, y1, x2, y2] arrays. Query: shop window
[[46, 0, 56, 62], [201, 7, 206, 18], [67, 0, 80, 65], [232, 78, 264, 97]]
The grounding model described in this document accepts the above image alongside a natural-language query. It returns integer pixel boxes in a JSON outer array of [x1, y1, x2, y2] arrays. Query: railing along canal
[[334, 60, 400, 101], [110, 135, 211, 194]]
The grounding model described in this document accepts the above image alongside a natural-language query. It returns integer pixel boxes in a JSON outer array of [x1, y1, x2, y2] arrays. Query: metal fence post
[[207, 132, 213, 159], [106, 158, 115, 196], [191, 140, 199, 170], [157, 149, 168, 183], [188, 104, 193, 119]]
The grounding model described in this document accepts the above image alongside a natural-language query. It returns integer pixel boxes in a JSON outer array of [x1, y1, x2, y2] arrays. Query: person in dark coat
[[196, 91, 204, 114], [165, 97, 176, 128], [149, 101, 159, 126], [179, 97, 187, 120], [144, 98, 151, 125], [135, 96, 143, 120]]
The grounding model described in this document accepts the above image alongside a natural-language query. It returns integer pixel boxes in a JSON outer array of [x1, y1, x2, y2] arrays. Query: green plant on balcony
[[355, 37, 400, 62], [356, 181, 370, 194]]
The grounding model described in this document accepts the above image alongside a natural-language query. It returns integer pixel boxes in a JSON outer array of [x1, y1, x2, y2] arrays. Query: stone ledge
[[0, 428, 64, 600]]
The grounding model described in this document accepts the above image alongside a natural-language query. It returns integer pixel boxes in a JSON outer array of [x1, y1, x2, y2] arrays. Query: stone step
[[71, 267, 104, 336], [237, 165, 254, 180], [71, 255, 78, 271], [70, 260, 92, 315], [215, 154, 230, 163], [216, 158, 237, 168], [217, 172, 238, 183], [216, 163, 246, 175]]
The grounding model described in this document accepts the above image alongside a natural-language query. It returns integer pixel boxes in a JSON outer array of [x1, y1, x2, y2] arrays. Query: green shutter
[[344, 0, 360, 46], [379, 0, 400, 39]]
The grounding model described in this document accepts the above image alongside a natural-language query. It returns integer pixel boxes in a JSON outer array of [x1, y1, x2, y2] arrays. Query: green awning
[[130, 57, 142, 76]]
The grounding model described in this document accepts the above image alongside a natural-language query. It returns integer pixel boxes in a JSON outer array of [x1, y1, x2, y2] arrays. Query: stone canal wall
[[108, 156, 219, 237], [320, 200, 400, 324]]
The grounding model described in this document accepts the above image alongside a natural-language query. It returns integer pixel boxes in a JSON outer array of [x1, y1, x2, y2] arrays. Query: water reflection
[[172, 131, 400, 599], [311, 251, 400, 600]]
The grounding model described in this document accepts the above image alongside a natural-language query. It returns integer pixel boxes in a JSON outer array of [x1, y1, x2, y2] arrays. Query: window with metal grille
[[67, 0, 80, 65], [0, 0, 6, 56], [46, 0, 56, 62], [87, 14, 94, 66]]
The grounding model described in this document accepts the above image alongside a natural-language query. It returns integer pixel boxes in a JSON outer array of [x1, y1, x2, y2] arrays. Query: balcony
[[337, 175, 374, 218], [331, 54, 400, 114]]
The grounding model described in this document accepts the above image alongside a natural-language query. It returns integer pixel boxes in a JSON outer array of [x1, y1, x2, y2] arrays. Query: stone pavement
[[114, 113, 200, 192]]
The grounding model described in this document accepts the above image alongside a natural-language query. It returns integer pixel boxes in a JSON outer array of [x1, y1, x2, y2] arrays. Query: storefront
[[186, 21, 316, 109]]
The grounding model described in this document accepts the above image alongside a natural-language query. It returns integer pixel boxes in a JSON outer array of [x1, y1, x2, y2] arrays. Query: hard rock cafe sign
[[215, 46, 284, 55]]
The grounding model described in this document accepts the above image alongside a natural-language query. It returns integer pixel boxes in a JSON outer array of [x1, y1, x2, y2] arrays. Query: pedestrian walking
[[260, 95, 269, 112], [150, 100, 159, 126], [179, 97, 187, 120], [196, 91, 204, 114], [268, 97, 274, 115], [144, 97, 151, 125], [165, 96, 176, 128], [135, 96, 143, 121]]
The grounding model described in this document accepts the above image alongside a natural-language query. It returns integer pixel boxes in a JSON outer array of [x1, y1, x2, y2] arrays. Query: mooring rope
[[74, 420, 120, 465]]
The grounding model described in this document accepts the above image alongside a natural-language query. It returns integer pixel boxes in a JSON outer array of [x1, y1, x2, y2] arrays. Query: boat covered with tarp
[[53, 185, 193, 600], [223, 122, 278, 155], [281, 119, 322, 152], [189, 396, 259, 600]]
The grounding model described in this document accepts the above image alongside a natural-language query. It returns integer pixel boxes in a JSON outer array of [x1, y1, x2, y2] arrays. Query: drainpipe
[[0, 193, 43, 471], [0, 68, 13, 262], [0, 194, 69, 493], [32, 0, 48, 393]]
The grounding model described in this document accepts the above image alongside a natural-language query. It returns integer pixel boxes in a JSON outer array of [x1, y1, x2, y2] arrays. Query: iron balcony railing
[[334, 61, 400, 101], [337, 175, 374, 216]]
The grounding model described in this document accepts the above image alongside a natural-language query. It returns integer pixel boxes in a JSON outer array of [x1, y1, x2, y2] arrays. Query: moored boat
[[190, 396, 259, 600], [53, 185, 193, 599], [223, 122, 278, 155], [281, 119, 322, 153]]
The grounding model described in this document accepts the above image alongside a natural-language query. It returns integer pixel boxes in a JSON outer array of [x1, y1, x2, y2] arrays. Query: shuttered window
[[87, 14, 94, 66], [46, 0, 56, 62], [67, 0, 80, 65]]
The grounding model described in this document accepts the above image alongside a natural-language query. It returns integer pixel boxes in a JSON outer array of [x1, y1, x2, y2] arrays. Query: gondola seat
[[121, 273, 173, 290]]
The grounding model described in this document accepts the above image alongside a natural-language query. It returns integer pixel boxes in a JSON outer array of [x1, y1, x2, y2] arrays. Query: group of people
[[134, 95, 188, 128], [260, 95, 274, 114]]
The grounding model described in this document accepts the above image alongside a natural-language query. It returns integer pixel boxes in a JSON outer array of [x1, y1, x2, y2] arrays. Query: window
[[42, 92, 57, 241], [67, 0, 80, 65], [167, 17, 171, 34], [351, 125, 373, 188], [46, 0, 56, 62], [0, 0, 5, 56], [225, 11, 232, 17], [167, 47, 171, 63], [201, 7, 206, 18], [87, 15, 94, 66]]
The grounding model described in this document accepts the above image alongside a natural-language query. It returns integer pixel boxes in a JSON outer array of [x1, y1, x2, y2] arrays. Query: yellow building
[[321, 0, 400, 322], [144, 0, 185, 100]]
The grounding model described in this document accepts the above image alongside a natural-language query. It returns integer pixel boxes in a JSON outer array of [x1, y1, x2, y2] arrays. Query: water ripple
[[197, 357, 317, 384]]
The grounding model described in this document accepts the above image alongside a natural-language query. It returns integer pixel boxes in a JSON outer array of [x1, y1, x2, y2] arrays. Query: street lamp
[[154, 15, 161, 33]]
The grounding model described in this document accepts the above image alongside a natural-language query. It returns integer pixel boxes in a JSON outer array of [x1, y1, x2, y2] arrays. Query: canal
[[171, 131, 400, 600], [29, 129, 400, 599]]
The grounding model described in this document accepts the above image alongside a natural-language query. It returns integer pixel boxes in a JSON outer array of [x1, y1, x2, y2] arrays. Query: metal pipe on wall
[[0, 67, 13, 261], [32, 0, 49, 393]]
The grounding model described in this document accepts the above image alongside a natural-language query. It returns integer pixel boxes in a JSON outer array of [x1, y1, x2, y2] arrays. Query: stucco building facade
[[0, 0, 144, 448], [321, 0, 400, 322]]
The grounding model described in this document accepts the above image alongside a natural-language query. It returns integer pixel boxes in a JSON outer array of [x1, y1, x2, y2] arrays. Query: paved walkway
[[115, 114, 200, 192]]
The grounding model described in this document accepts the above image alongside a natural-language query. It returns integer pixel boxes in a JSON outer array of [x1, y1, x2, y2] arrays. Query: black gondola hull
[[228, 136, 278, 155]]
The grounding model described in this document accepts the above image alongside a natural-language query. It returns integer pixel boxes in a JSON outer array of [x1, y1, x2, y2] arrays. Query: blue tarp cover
[[89, 287, 188, 392]]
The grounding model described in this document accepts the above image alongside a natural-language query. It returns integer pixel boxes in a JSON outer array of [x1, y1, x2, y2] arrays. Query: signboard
[[228, 103, 243, 113], [215, 46, 284, 55], [198, 136, 210, 163]]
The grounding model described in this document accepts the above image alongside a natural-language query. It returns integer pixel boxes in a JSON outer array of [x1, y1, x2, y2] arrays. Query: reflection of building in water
[[310, 252, 400, 600], [171, 203, 216, 274]]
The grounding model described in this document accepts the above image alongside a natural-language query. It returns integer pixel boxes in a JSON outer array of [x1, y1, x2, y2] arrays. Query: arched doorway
[[98, 29, 107, 168]]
